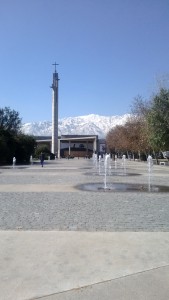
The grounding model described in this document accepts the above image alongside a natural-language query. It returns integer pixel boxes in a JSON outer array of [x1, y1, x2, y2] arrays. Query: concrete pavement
[[41, 265, 169, 300], [1, 232, 169, 300], [0, 158, 169, 300]]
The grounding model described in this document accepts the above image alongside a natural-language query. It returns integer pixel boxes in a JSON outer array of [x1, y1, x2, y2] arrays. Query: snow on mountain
[[21, 114, 130, 138]]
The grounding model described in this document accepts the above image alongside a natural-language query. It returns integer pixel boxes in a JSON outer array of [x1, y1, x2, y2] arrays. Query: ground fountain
[[147, 155, 153, 192], [98, 155, 102, 175], [13, 157, 16, 168], [30, 155, 33, 165], [78, 153, 169, 193], [114, 155, 118, 171], [92, 153, 98, 170], [104, 153, 111, 189], [121, 154, 127, 175]]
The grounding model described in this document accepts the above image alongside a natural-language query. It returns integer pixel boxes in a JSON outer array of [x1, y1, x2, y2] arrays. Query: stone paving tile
[[0, 191, 169, 231], [0, 159, 169, 231]]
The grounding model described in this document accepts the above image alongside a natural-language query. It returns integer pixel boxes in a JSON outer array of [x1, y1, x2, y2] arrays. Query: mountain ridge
[[21, 113, 130, 138]]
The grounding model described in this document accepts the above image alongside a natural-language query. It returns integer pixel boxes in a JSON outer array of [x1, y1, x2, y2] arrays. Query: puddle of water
[[76, 182, 169, 193]]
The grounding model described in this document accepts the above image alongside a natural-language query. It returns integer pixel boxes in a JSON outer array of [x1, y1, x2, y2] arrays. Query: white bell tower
[[51, 63, 59, 156]]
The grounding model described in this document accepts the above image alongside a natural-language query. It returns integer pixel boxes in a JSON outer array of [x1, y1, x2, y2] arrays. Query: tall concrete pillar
[[58, 139, 60, 159], [51, 63, 59, 156], [69, 141, 71, 156]]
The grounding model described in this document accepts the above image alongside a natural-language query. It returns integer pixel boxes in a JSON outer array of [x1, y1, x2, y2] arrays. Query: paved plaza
[[0, 158, 169, 299]]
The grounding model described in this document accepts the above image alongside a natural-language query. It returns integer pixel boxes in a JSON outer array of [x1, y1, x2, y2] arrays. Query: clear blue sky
[[0, 0, 169, 123]]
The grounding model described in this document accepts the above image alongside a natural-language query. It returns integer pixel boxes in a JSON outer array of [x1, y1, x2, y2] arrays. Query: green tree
[[0, 107, 36, 164], [0, 107, 22, 134], [0, 129, 16, 164], [34, 145, 51, 159], [148, 88, 169, 151], [15, 134, 36, 163]]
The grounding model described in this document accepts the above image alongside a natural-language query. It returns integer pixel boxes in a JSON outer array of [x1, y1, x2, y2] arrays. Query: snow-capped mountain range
[[21, 114, 130, 138]]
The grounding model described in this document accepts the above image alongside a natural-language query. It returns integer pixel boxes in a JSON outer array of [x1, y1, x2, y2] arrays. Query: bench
[[160, 161, 168, 166]]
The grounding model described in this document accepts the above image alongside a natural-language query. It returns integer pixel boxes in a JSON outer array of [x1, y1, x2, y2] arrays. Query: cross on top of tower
[[52, 62, 59, 73]]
